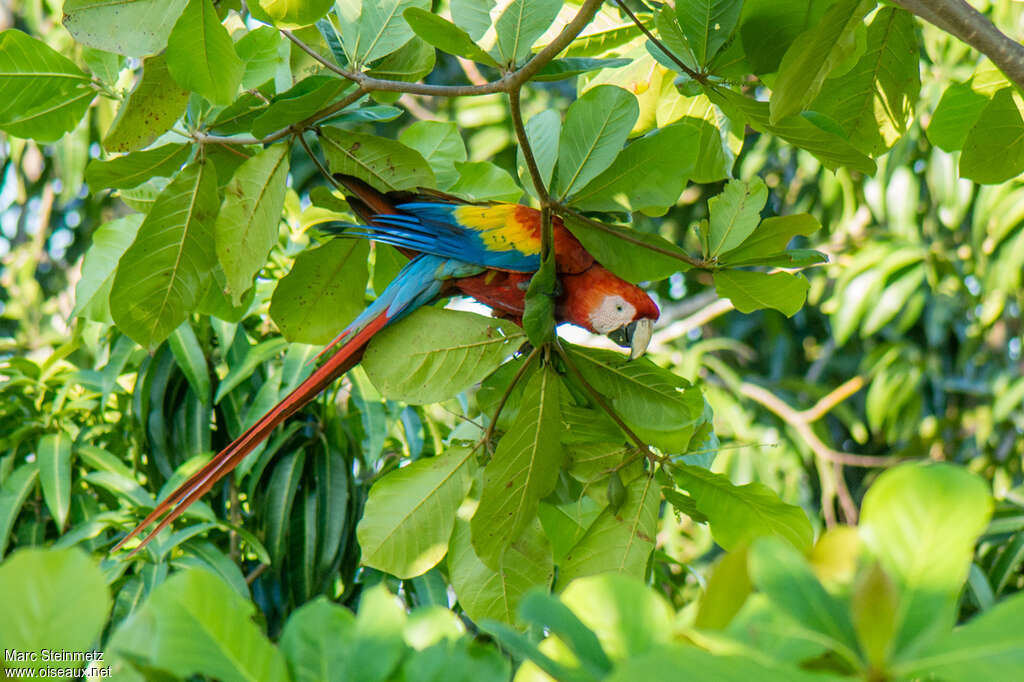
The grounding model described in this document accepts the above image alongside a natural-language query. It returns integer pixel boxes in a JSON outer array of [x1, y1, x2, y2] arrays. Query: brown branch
[[739, 381, 901, 468], [296, 132, 343, 191], [282, 0, 604, 97], [801, 375, 865, 423], [892, 0, 1024, 91]]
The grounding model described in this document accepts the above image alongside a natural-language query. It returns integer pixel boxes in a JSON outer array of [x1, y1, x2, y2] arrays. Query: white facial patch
[[589, 295, 636, 334]]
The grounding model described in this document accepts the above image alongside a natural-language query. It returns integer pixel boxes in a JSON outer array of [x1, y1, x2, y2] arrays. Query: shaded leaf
[[713, 269, 809, 317], [102, 55, 189, 153], [165, 0, 244, 105], [321, 127, 435, 192]]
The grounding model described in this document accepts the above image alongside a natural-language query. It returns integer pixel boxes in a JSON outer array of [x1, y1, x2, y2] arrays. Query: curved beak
[[608, 318, 654, 360]]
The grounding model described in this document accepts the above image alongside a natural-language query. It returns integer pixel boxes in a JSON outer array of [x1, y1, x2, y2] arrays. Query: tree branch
[[893, 0, 1024, 91], [739, 381, 901, 468]]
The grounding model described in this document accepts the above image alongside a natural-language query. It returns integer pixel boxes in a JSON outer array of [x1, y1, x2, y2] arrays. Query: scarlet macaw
[[113, 175, 659, 553]]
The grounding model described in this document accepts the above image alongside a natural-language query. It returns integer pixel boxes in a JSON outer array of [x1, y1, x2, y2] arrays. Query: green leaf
[[562, 214, 692, 284], [399, 120, 467, 189], [102, 55, 190, 153], [280, 598, 357, 682], [357, 445, 477, 578], [403, 7, 499, 67], [107, 568, 288, 680], [749, 537, 860, 659], [722, 249, 828, 269], [676, 0, 744, 66], [811, 8, 920, 156], [110, 162, 220, 349], [713, 270, 809, 317], [493, 0, 562, 65], [73, 215, 144, 323], [214, 337, 289, 403], [248, 0, 334, 29], [960, 88, 1024, 184], [570, 122, 699, 215], [695, 547, 751, 629], [673, 463, 814, 552], [320, 127, 436, 192], [362, 307, 525, 404], [85, 143, 192, 190], [901, 591, 1024, 680], [36, 434, 72, 530], [449, 515, 553, 625], [522, 253, 557, 346], [251, 76, 353, 138], [0, 30, 93, 142], [554, 85, 640, 200], [235, 26, 286, 90], [518, 591, 613, 677], [538, 494, 604, 563], [566, 345, 705, 453], [927, 81, 990, 152], [165, 0, 244, 105], [606, 644, 836, 682], [769, 0, 874, 123], [859, 463, 993, 658], [335, 0, 431, 66], [517, 109, 561, 195], [62, 0, 188, 57], [706, 178, 769, 258], [449, 161, 524, 202], [559, 473, 660, 583], [268, 238, 369, 344], [323, 104, 404, 125], [168, 321, 211, 404], [533, 57, 632, 82], [365, 36, 436, 101], [0, 464, 39, 558], [451, 0, 496, 41], [215, 144, 290, 304], [739, 0, 828, 74], [711, 88, 877, 174], [0, 548, 111, 676], [718, 214, 821, 264], [472, 365, 563, 568]]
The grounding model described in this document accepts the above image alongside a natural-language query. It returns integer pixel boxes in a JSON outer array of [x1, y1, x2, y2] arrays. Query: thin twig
[[508, 88, 549, 205], [481, 346, 540, 448], [833, 461, 859, 524], [612, 0, 705, 82], [555, 341, 665, 466], [297, 132, 343, 191], [739, 382, 901, 468], [801, 376, 865, 423]]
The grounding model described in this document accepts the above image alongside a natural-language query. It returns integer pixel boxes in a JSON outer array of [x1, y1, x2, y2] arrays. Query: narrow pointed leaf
[[37, 434, 73, 530]]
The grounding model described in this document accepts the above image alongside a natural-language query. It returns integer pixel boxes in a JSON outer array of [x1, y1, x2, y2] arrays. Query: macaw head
[[561, 265, 660, 359]]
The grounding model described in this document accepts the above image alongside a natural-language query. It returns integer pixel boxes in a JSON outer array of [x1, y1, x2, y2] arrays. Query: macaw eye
[[616, 304, 624, 312]]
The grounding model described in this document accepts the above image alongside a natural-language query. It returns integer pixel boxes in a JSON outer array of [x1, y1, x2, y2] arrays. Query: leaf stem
[[481, 345, 541, 450]]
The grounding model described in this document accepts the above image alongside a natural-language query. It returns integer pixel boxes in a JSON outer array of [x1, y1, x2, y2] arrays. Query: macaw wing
[[345, 202, 542, 272]]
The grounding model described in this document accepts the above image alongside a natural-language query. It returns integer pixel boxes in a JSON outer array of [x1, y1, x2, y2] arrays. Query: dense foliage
[[1, 0, 1023, 680]]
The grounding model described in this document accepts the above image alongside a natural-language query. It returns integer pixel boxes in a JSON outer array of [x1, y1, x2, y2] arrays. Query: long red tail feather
[[113, 312, 391, 555]]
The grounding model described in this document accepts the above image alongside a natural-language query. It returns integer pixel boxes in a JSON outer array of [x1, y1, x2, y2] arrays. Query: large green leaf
[[280, 598, 357, 682], [714, 269, 809, 317], [0, 548, 111, 676], [268, 238, 369, 345], [769, 0, 874, 123], [398, 120, 467, 189], [559, 473, 660, 584], [73, 215, 145, 323], [62, 0, 188, 57], [472, 365, 563, 569], [107, 568, 288, 680], [960, 88, 1024, 185], [110, 162, 220, 349], [320, 127, 435, 192], [709, 88, 876, 174], [0, 464, 39, 558], [335, 0, 431, 66], [606, 645, 841, 682], [900, 591, 1024, 680], [251, 76, 352, 138], [362, 307, 525, 404], [812, 8, 920, 156], [926, 81, 990, 152], [706, 178, 769, 258], [676, 0, 744, 67], [570, 122, 700, 215], [449, 161, 524, 202], [215, 144, 290, 305], [719, 214, 821, 264], [358, 445, 477, 578], [248, 0, 334, 29], [0, 30, 93, 142], [37, 433, 73, 530], [493, 0, 562, 65], [102, 55, 190, 153], [554, 85, 640, 200], [85, 143, 192, 190], [749, 537, 860, 661], [562, 214, 691, 284], [517, 109, 561, 196], [403, 7, 499, 67], [739, 0, 828, 74], [859, 463, 992, 659], [449, 515, 553, 625], [165, 0, 243, 105], [565, 345, 704, 453], [561, 573, 673, 659], [673, 463, 814, 552]]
